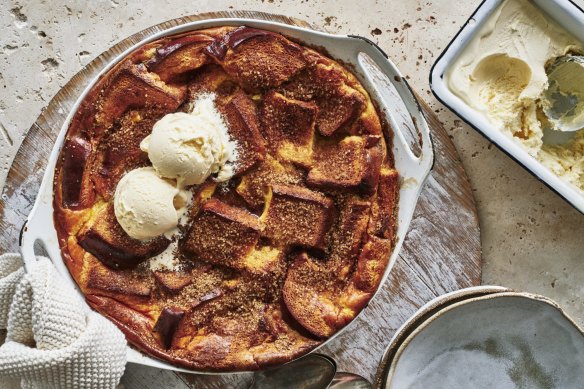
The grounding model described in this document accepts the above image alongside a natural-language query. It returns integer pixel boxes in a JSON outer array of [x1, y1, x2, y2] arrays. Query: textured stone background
[[1, 0, 583, 359]]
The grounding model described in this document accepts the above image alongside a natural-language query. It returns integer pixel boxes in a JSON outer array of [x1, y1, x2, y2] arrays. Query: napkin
[[0, 253, 127, 389]]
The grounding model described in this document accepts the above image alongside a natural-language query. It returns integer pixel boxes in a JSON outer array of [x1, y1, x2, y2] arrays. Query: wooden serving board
[[0, 12, 481, 389]]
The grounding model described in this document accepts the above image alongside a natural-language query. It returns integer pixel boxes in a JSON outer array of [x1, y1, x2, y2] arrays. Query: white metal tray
[[431, 0, 584, 214]]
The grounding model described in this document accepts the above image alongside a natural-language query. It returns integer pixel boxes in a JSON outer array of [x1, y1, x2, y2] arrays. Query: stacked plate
[[375, 286, 584, 388]]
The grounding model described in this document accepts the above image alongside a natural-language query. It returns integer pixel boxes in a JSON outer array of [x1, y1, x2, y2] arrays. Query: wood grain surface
[[0, 12, 481, 389]]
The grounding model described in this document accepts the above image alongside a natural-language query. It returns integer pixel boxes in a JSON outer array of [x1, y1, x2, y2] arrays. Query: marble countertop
[[1, 0, 583, 385]]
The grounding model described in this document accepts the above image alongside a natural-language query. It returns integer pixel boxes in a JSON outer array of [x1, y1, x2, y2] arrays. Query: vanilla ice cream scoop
[[114, 167, 184, 240], [140, 94, 237, 186]]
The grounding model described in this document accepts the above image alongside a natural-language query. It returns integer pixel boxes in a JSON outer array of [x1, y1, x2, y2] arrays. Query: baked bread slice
[[182, 198, 262, 271], [260, 90, 317, 167], [279, 61, 366, 136], [236, 155, 303, 209], [146, 33, 214, 83], [77, 203, 169, 269], [95, 60, 186, 131], [92, 110, 158, 199], [206, 26, 309, 91], [217, 90, 266, 176], [261, 184, 334, 250], [283, 233, 391, 338], [307, 135, 383, 196]]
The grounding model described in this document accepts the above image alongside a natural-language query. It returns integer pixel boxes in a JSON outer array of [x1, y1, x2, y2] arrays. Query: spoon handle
[[329, 372, 372, 389], [248, 353, 337, 389]]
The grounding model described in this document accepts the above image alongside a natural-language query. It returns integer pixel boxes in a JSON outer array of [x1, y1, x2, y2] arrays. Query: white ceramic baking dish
[[18, 18, 433, 374], [430, 0, 584, 214]]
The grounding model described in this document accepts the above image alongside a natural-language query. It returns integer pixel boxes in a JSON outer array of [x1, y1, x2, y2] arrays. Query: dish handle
[[346, 35, 434, 184], [19, 221, 36, 272], [18, 189, 68, 279]]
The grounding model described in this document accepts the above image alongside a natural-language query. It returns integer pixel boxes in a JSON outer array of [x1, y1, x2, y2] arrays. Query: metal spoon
[[329, 372, 372, 389], [541, 55, 584, 139], [249, 353, 337, 389], [248, 354, 373, 389]]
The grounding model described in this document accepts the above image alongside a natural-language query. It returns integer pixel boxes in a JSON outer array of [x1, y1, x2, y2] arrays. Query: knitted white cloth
[[0, 254, 127, 389]]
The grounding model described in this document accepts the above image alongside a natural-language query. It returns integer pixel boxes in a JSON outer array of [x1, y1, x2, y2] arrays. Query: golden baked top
[[53, 26, 399, 371]]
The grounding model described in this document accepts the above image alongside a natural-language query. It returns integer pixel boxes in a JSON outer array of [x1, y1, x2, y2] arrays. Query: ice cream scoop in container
[[431, 0, 584, 214]]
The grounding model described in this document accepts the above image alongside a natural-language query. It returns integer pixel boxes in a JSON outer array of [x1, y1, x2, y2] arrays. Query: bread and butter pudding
[[53, 26, 399, 371]]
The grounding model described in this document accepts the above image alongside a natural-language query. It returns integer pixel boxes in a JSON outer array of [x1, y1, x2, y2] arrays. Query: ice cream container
[[431, 0, 584, 214]]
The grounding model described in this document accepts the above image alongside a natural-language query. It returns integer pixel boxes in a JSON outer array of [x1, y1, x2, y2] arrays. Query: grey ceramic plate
[[381, 292, 584, 388], [375, 285, 508, 388]]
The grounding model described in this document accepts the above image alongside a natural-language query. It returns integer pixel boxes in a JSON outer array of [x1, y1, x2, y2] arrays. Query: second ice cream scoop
[[114, 167, 185, 240], [140, 94, 237, 186]]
